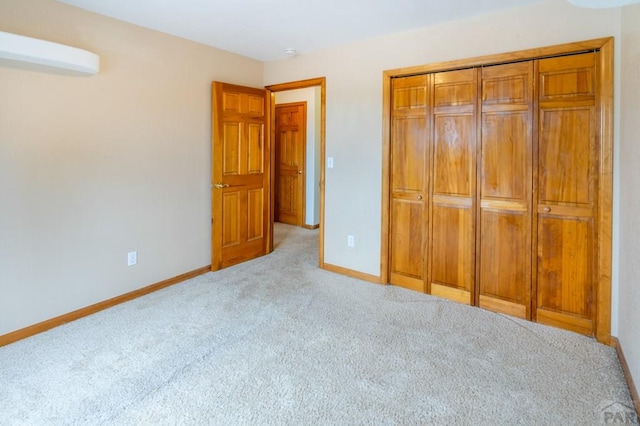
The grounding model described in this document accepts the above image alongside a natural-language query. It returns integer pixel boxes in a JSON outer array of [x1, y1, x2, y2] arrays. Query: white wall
[[0, 0, 263, 335], [264, 0, 621, 279], [275, 87, 321, 226], [619, 1, 640, 397]]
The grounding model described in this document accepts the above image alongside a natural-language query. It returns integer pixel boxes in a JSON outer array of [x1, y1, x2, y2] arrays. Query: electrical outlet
[[127, 251, 137, 266], [347, 235, 355, 247]]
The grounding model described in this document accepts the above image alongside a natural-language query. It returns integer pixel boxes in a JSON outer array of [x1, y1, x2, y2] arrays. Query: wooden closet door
[[429, 69, 477, 304], [477, 62, 533, 319], [535, 52, 598, 336], [389, 75, 430, 292]]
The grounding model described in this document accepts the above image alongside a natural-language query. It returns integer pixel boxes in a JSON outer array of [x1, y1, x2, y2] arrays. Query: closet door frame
[[380, 37, 614, 344]]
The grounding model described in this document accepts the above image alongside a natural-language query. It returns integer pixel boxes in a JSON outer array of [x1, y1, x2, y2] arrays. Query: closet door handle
[[214, 183, 230, 189], [417, 195, 423, 200], [543, 207, 551, 213]]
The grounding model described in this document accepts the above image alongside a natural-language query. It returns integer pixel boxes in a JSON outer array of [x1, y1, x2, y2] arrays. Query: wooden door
[[477, 62, 534, 319], [211, 82, 270, 270], [429, 68, 478, 304], [535, 52, 598, 336], [275, 103, 306, 226], [389, 75, 430, 292]]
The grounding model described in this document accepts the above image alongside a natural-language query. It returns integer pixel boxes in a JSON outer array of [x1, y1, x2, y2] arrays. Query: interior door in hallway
[[211, 82, 270, 270], [477, 61, 534, 319], [275, 102, 306, 226]]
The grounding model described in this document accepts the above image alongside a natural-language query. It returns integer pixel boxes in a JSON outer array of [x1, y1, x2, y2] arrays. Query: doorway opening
[[267, 78, 326, 268]]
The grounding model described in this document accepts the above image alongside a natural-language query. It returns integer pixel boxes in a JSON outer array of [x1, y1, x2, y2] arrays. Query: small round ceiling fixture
[[284, 48, 297, 57]]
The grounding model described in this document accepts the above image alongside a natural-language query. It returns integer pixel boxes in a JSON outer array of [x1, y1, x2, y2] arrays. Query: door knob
[[214, 183, 230, 189], [417, 195, 423, 200], [543, 207, 551, 213], [297, 170, 302, 174]]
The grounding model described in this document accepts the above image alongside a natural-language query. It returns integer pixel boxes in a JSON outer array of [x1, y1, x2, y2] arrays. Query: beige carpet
[[0, 223, 634, 425]]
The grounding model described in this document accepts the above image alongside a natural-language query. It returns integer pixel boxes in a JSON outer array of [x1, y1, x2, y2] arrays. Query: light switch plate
[[347, 235, 355, 247], [327, 156, 334, 169], [127, 251, 137, 266]]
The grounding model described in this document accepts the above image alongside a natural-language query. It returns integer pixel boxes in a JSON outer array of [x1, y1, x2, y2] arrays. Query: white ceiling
[[57, 0, 544, 61]]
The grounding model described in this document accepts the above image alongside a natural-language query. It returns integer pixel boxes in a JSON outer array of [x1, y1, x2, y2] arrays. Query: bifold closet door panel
[[477, 62, 534, 319], [389, 75, 430, 292], [429, 68, 477, 304], [535, 52, 598, 336]]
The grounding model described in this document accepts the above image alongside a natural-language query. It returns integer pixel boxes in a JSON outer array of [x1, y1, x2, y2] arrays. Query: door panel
[[433, 115, 474, 196], [212, 82, 270, 270], [390, 198, 425, 291], [539, 108, 593, 206], [389, 75, 429, 292], [222, 92, 241, 113], [393, 79, 427, 110], [275, 103, 305, 226], [478, 61, 533, 318], [247, 94, 265, 116], [247, 122, 264, 174], [430, 202, 474, 304], [479, 209, 529, 318], [537, 215, 594, 335], [539, 54, 595, 101], [433, 71, 475, 108], [222, 192, 240, 247], [481, 112, 529, 200], [247, 188, 264, 241], [393, 116, 428, 192], [429, 68, 476, 303], [535, 53, 597, 336], [223, 122, 241, 175]]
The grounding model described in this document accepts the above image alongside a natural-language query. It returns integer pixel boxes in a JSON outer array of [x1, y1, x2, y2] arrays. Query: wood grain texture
[[430, 203, 475, 294], [429, 68, 477, 297], [384, 38, 612, 78], [212, 82, 269, 270], [535, 53, 597, 337], [479, 295, 527, 319], [596, 40, 613, 345], [431, 283, 471, 305], [390, 198, 426, 291], [0, 266, 211, 348], [380, 38, 613, 343], [477, 61, 533, 318], [265, 77, 326, 93], [323, 262, 384, 284], [537, 216, 594, 319], [389, 75, 429, 292], [266, 90, 275, 254], [536, 308, 593, 336], [531, 59, 541, 325], [381, 73, 392, 283], [479, 210, 531, 306], [275, 102, 306, 227]]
